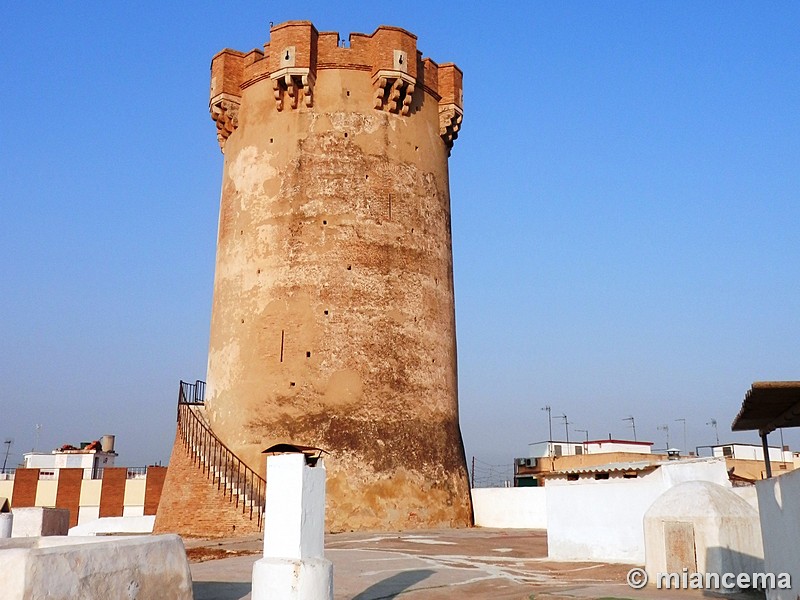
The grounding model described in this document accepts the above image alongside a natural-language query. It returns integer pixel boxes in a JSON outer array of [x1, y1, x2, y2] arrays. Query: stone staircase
[[175, 381, 265, 530]]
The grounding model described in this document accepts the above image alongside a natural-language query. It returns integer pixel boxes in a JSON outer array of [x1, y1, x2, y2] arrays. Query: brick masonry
[[99, 467, 127, 517], [11, 468, 39, 507], [143, 465, 167, 516], [55, 468, 83, 527], [154, 432, 261, 538]]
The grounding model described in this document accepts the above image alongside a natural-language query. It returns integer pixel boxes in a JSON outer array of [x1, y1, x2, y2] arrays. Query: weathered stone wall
[[199, 21, 472, 532]]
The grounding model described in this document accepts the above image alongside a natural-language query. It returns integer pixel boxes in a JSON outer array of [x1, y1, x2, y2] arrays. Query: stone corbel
[[271, 69, 314, 111], [439, 104, 463, 153], [373, 71, 416, 116], [210, 93, 241, 152]]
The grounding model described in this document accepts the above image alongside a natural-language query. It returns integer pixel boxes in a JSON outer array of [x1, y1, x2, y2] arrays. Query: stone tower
[[163, 21, 471, 533]]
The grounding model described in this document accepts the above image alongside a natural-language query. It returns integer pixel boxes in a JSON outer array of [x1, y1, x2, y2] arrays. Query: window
[[575, 446, 583, 455], [722, 446, 733, 458], [553, 444, 563, 457]]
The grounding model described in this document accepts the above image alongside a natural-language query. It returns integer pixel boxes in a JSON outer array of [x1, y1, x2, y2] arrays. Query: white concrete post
[[252, 453, 333, 600], [0, 513, 12, 538]]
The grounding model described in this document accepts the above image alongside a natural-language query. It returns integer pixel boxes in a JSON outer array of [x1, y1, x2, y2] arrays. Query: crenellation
[[437, 63, 463, 109], [210, 49, 246, 151], [209, 22, 461, 148], [242, 48, 264, 67], [436, 63, 463, 152], [210, 49, 245, 101]]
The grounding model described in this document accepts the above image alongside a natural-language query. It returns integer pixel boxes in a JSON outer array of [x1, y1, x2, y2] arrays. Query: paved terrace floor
[[187, 528, 762, 600]]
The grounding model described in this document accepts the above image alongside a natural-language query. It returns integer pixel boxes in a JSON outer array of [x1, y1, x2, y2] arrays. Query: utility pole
[[2, 439, 12, 472], [623, 416, 637, 441], [707, 419, 720, 445], [675, 418, 687, 453], [541, 405, 552, 441], [470, 456, 475, 489]]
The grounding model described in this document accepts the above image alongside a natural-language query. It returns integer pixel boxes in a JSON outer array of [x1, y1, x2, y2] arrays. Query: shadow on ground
[[352, 569, 436, 600], [193, 581, 251, 600]]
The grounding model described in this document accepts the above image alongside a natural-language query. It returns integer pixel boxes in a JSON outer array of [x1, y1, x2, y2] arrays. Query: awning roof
[[546, 460, 661, 476], [731, 381, 800, 435]]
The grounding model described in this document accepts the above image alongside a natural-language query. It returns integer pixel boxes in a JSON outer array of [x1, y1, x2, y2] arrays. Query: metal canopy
[[731, 381, 800, 435]]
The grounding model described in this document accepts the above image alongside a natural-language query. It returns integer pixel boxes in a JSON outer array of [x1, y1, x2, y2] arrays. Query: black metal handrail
[[177, 380, 265, 529]]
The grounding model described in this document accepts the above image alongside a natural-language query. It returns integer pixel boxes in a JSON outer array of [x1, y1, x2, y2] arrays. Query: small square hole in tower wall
[[306, 351, 311, 358]]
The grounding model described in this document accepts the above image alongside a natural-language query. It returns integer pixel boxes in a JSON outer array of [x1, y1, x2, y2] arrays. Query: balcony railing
[[0, 467, 155, 481]]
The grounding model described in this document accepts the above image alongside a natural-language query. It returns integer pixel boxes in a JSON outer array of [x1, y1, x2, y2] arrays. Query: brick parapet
[[99, 467, 127, 517], [11, 468, 39, 507], [209, 21, 463, 151], [55, 468, 83, 527], [143, 465, 167, 516]]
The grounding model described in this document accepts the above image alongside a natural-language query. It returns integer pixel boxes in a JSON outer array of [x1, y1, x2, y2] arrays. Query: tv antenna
[[657, 424, 670, 449], [541, 405, 553, 441], [555, 414, 570, 444], [623, 416, 637, 441], [34, 424, 42, 452], [675, 418, 687, 452], [707, 419, 720, 445], [574, 428, 589, 445]]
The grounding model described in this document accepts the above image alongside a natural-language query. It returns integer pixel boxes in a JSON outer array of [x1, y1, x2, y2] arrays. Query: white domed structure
[[644, 481, 764, 591]]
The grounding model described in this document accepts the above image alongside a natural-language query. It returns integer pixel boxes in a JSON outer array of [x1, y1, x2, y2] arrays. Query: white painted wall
[[756, 468, 800, 600], [529, 440, 652, 459], [23, 451, 116, 478], [546, 458, 729, 563], [585, 441, 652, 455], [471, 487, 546, 529], [11, 508, 70, 537], [77, 507, 100, 526], [0, 482, 14, 503], [732, 485, 760, 512], [69, 515, 155, 536], [712, 444, 792, 463]]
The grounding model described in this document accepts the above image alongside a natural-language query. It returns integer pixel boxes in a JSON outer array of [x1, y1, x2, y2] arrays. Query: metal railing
[[179, 379, 206, 405], [0, 467, 154, 481], [177, 380, 265, 530], [125, 467, 148, 479]]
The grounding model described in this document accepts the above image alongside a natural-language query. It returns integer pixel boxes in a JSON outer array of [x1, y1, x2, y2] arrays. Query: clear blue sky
[[2, 3, 799, 469]]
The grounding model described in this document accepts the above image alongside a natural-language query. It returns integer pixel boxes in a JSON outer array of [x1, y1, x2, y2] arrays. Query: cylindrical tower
[[205, 21, 470, 530]]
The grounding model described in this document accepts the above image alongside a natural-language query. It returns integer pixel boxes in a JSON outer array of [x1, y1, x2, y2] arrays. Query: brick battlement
[[209, 21, 463, 151]]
